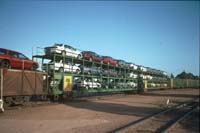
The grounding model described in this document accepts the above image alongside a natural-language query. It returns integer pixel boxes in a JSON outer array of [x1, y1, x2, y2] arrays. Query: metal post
[[170, 78, 174, 89], [0, 69, 4, 112]]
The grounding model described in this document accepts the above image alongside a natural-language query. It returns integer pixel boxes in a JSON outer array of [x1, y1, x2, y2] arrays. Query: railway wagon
[[0, 69, 48, 106]]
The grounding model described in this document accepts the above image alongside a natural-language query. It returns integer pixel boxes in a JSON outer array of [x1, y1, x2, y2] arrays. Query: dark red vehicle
[[102, 56, 118, 66], [0, 48, 38, 70], [82, 51, 102, 62]]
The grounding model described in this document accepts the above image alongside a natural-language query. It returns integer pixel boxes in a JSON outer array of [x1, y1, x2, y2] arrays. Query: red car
[[82, 51, 102, 62], [102, 56, 118, 66], [0, 48, 38, 70]]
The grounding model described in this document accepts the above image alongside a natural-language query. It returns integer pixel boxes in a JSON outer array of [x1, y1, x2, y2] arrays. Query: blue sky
[[0, 1, 199, 76]]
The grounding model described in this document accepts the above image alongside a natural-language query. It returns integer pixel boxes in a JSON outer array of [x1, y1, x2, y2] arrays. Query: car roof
[[0, 48, 20, 54], [103, 56, 111, 58]]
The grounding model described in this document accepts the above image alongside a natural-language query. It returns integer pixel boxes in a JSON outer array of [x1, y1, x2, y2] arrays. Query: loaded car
[[129, 63, 138, 70], [79, 65, 102, 75], [102, 56, 118, 66], [127, 72, 138, 78], [42, 60, 80, 74], [0, 48, 38, 70], [102, 69, 118, 77], [127, 82, 137, 88], [139, 66, 147, 72], [45, 44, 82, 58], [117, 60, 129, 68], [82, 51, 102, 62], [101, 79, 116, 89], [74, 78, 101, 89]]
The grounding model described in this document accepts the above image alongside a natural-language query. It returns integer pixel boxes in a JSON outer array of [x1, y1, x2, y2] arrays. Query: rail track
[[110, 98, 199, 133]]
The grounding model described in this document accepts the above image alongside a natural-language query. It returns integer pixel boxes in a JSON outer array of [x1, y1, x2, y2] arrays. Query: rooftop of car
[[102, 56, 112, 58], [0, 48, 20, 54], [82, 51, 95, 53]]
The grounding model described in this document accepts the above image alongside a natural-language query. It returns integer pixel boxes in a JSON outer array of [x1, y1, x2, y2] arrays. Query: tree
[[170, 73, 174, 78], [176, 71, 199, 79]]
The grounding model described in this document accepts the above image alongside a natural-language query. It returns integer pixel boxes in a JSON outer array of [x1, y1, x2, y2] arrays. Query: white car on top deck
[[45, 44, 82, 58]]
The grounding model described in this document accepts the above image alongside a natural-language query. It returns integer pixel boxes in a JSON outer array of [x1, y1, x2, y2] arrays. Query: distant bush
[[176, 71, 199, 80]]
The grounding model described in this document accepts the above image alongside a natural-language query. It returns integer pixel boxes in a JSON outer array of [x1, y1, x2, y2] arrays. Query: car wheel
[[85, 85, 89, 90], [1, 60, 10, 68], [76, 69, 80, 74], [87, 71, 91, 75], [106, 85, 109, 89], [59, 67, 64, 73], [62, 51, 66, 56], [77, 54, 82, 59], [31, 64, 37, 71]]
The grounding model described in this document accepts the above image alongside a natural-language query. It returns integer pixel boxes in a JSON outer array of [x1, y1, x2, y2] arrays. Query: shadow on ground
[[142, 92, 199, 99], [63, 100, 160, 117]]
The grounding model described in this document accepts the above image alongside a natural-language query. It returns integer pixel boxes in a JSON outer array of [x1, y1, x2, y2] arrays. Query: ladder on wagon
[[0, 69, 4, 112]]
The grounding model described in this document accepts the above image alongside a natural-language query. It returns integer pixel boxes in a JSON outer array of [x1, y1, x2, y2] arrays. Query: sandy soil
[[0, 88, 199, 133]]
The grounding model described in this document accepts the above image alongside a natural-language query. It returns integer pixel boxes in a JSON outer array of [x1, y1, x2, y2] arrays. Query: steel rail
[[161, 103, 198, 133], [109, 98, 198, 133]]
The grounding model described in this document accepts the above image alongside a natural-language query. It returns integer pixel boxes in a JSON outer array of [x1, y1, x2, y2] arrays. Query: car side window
[[9, 51, 19, 58], [19, 53, 28, 59]]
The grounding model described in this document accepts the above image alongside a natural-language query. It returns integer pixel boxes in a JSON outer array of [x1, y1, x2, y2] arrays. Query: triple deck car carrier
[[32, 47, 169, 96]]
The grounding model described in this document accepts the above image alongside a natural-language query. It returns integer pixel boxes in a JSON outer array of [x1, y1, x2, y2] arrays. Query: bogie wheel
[[4, 97, 13, 107], [1, 60, 10, 68]]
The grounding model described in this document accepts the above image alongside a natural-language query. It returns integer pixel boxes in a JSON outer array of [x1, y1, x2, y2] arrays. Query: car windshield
[[54, 44, 63, 47], [88, 51, 95, 54], [0, 49, 6, 54], [94, 53, 100, 57], [64, 45, 76, 50]]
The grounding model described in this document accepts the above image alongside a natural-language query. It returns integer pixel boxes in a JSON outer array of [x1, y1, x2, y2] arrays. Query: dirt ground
[[0, 88, 199, 133]]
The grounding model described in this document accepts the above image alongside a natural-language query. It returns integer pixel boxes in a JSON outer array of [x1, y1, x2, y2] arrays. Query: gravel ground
[[0, 88, 199, 133]]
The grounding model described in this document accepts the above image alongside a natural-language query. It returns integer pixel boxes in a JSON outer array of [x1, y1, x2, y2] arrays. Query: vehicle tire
[[62, 51, 66, 56], [1, 60, 10, 68], [59, 67, 64, 73], [86, 85, 89, 90], [31, 64, 37, 71], [77, 54, 82, 59], [87, 71, 91, 75], [76, 69, 80, 74]]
